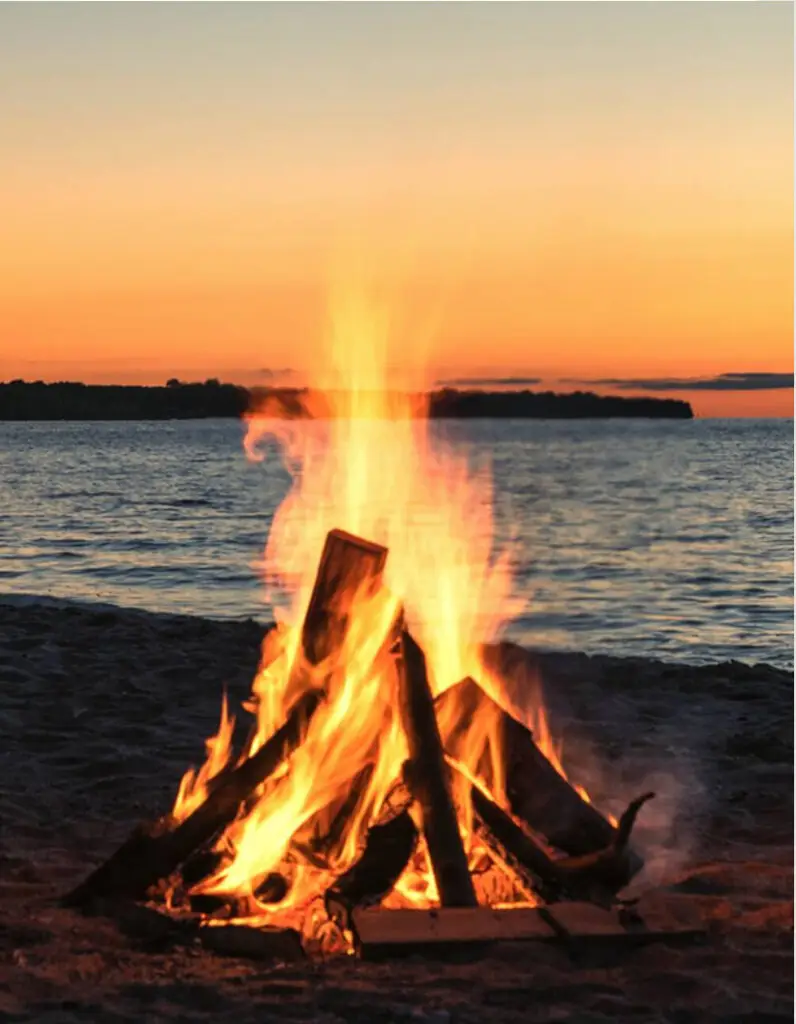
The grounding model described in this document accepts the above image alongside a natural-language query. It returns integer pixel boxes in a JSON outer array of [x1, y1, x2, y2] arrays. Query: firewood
[[309, 762, 376, 862], [469, 784, 567, 903], [350, 906, 557, 960], [467, 777, 654, 906], [325, 808, 418, 927], [437, 676, 642, 875], [63, 688, 321, 907], [63, 529, 389, 908], [189, 871, 289, 916], [300, 528, 389, 666], [198, 923, 304, 961], [398, 632, 477, 908]]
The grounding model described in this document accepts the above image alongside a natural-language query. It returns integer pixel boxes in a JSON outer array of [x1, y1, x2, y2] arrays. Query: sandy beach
[[0, 596, 792, 1022]]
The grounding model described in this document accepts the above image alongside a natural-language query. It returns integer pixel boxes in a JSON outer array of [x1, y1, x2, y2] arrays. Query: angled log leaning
[[64, 529, 389, 908], [467, 776, 655, 906], [437, 676, 643, 877], [398, 631, 477, 908]]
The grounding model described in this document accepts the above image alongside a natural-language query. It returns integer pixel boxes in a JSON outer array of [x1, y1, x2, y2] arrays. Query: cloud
[[257, 367, 299, 383], [435, 376, 542, 388], [564, 372, 794, 392]]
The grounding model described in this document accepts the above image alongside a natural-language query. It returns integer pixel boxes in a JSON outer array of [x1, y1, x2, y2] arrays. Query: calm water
[[0, 419, 792, 668]]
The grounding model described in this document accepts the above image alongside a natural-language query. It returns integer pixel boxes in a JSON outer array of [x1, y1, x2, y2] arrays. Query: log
[[198, 923, 304, 961], [300, 528, 389, 666], [309, 763, 375, 863], [398, 632, 477, 908], [64, 528, 389, 908], [63, 688, 321, 906], [189, 871, 289, 916], [438, 676, 642, 875], [468, 777, 654, 906], [469, 784, 566, 904], [325, 808, 418, 928]]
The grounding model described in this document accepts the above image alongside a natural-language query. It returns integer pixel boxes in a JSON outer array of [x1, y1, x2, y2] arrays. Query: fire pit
[[61, 296, 702, 959]]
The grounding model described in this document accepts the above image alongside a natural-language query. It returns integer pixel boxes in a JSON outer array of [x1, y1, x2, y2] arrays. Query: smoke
[[536, 664, 714, 893]]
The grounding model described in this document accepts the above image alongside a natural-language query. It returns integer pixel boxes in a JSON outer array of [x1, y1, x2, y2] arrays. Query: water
[[0, 418, 792, 668]]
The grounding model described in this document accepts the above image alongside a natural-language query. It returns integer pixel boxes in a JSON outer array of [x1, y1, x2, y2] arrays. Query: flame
[[169, 284, 607, 928]]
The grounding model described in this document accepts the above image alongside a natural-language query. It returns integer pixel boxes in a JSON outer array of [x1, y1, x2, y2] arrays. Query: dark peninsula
[[0, 380, 694, 420]]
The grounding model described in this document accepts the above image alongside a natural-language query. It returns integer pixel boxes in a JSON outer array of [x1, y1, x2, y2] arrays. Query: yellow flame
[[169, 283, 609, 925]]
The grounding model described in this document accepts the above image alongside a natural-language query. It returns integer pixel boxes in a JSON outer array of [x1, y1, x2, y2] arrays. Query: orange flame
[[170, 284, 607, 927]]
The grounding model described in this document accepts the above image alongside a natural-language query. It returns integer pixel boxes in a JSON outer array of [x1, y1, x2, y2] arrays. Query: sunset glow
[[0, 3, 792, 416]]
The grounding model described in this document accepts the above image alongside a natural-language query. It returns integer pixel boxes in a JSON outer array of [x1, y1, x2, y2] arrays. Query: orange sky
[[0, 4, 792, 417]]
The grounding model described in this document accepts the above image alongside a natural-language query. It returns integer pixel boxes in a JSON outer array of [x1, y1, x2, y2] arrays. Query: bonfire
[[64, 290, 687, 959]]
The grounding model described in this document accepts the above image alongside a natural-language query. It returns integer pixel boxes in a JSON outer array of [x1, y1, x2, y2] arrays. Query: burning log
[[468, 778, 655, 906], [469, 784, 565, 904], [308, 763, 376, 863], [64, 528, 389, 908], [438, 676, 643, 874], [398, 632, 477, 908], [63, 688, 321, 907], [325, 808, 418, 926]]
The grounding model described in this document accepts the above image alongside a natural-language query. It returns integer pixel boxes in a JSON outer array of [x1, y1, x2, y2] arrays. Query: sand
[[0, 596, 792, 1022]]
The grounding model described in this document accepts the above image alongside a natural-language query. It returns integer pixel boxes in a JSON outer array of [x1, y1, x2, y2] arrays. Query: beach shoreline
[[0, 597, 792, 1022]]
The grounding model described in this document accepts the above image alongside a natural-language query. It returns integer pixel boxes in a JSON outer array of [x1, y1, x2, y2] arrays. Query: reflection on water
[[0, 418, 792, 668]]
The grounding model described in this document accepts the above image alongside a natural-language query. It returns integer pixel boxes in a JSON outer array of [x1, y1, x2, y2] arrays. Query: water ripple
[[0, 417, 792, 668]]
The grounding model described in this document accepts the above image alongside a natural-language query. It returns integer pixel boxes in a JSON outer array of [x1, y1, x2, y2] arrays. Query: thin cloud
[[257, 368, 300, 384], [435, 376, 542, 388], [565, 372, 794, 392]]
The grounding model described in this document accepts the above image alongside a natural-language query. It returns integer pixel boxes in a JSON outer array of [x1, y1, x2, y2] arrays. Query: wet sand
[[0, 597, 792, 1022]]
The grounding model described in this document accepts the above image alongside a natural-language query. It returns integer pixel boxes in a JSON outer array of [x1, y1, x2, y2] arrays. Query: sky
[[0, 2, 792, 416]]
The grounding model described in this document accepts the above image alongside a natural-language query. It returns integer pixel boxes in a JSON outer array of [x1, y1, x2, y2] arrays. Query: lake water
[[0, 418, 792, 668]]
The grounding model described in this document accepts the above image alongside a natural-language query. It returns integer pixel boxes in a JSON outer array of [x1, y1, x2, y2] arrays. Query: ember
[[64, 288, 668, 956]]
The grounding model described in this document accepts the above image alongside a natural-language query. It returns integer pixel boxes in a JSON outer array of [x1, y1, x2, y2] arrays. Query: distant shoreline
[[0, 380, 694, 420]]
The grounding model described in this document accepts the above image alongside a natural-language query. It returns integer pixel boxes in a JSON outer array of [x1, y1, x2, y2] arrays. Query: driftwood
[[64, 529, 389, 908], [438, 676, 642, 875], [398, 632, 477, 908], [325, 809, 418, 927]]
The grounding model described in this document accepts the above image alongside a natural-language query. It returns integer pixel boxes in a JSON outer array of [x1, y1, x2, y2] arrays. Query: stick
[[398, 632, 477, 908]]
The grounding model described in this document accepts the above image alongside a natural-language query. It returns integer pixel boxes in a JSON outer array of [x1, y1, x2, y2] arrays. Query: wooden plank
[[351, 906, 556, 959], [438, 676, 642, 878], [398, 632, 477, 908], [63, 529, 388, 908], [541, 896, 706, 945]]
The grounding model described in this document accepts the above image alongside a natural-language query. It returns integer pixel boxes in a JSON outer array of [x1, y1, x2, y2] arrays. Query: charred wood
[[398, 632, 477, 908], [438, 676, 643, 876], [325, 809, 418, 928], [468, 779, 654, 907], [63, 688, 321, 907], [64, 529, 389, 908]]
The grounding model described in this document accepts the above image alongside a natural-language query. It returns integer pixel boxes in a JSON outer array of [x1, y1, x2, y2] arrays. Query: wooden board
[[351, 905, 556, 959], [352, 896, 707, 960]]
